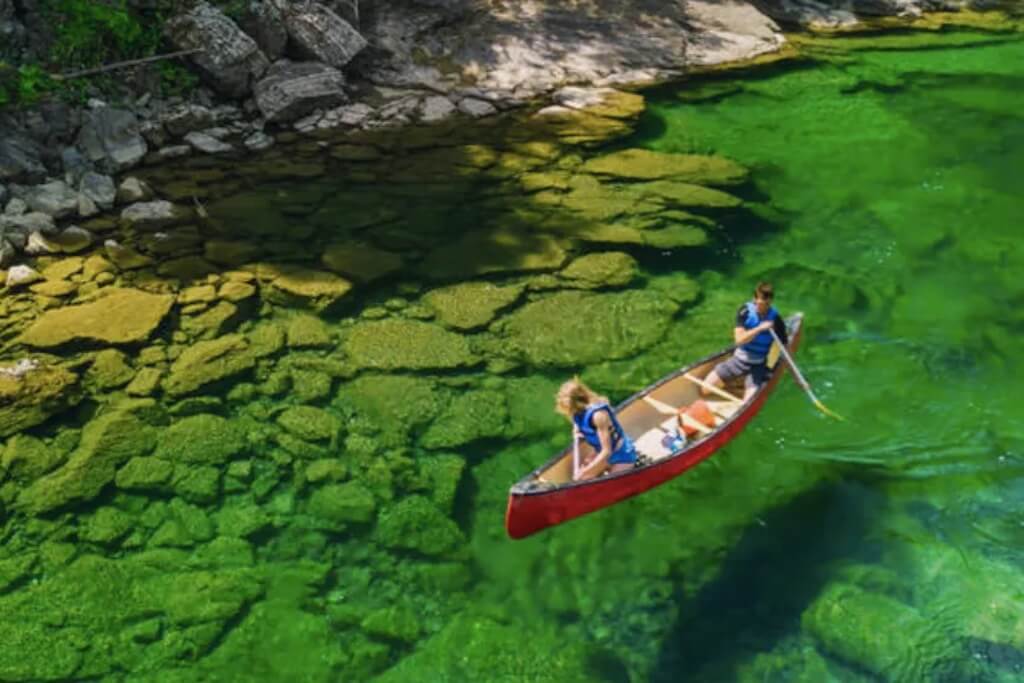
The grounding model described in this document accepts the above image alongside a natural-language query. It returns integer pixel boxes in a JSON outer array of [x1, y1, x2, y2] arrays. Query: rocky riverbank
[[2, 0, 1019, 266]]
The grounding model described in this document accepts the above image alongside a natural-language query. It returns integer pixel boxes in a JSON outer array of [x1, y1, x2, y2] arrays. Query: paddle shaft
[[770, 328, 843, 420]]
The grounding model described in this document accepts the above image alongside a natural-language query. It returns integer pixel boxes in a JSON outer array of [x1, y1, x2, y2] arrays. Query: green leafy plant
[[0, 63, 57, 107], [43, 0, 163, 69], [159, 61, 199, 97]]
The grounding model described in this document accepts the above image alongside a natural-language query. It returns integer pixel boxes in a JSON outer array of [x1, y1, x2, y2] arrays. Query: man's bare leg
[[702, 370, 724, 397]]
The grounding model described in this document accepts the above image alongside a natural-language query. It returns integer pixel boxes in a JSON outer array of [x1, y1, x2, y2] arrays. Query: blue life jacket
[[740, 301, 779, 362], [573, 403, 635, 461]]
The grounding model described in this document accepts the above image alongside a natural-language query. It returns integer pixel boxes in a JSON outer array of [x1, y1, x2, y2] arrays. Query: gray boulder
[[20, 180, 79, 218], [77, 107, 148, 173], [280, 2, 367, 69], [4, 196, 26, 216], [184, 131, 234, 154], [79, 171, 117, 210], [240, 0, 289, 60], [0, 183, 6, 206], [166, 2, 270, 98], [116, 177, 153, 204], [243, 131, 274, 151], [0, 238, 14, 268], [0, 211, 57, 236], [163, 103, 216, 138], [120, 200, 191, 230], [325, 0, 359, 28], [61, 146, 92, 185], [0, 136, 46, 183], [253, 60, 348, 123]]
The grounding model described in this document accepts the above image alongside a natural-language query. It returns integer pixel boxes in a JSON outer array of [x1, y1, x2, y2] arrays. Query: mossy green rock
[[286, 314, 332, 348], [79, 506, 135, 545], [628, 179, 743, 208], [0, 361, 80, 438], [418, 227, 568, 281], [361, 606, 420, 643], [494, 290, 679, 366], [16, 403, 156, 514], [277, 406, 340, 442], [204, 240, 263, 266], [308, 482, 376, 527], [263, 265, 353, 312], [375, 495, 464, 557], [580, 148, 749, 185], [85, 349, 134, 389], [19, 288, 174, 348], [1, 434, 66, 482], [374, 612, 593, 683], [419, 454, 465, 515], [115, 456, 174, 490], [164, 334, 256, 396], [802, 582, 963, 680], [336, 374, 446, 440], [180, 301, 242, 339], [156, 414, 247, 464], [343, 319, 477, 370], [421, 390, 509, 449], [321, 243, 404, 283], [422, 281, 524, 330], [215, 503, 272, 538], [171, 464, 221, 504], [558, 251, 638, 288]]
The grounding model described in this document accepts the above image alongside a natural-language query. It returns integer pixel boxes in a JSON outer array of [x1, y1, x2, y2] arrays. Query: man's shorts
[[713, 354, 770, 393]]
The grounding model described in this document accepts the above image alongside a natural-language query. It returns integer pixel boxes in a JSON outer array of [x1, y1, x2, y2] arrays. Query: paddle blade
[[812, 396, 845, 422]]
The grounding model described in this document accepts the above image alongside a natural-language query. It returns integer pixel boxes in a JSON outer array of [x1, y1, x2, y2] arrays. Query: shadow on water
[[649, 480, 882, 682]]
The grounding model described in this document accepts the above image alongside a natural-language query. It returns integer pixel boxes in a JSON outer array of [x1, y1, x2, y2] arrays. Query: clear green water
[[2, 28, 1023, 683]]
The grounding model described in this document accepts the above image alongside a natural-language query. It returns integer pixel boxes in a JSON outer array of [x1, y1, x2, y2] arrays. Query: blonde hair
[[555, 377, 607, 418]]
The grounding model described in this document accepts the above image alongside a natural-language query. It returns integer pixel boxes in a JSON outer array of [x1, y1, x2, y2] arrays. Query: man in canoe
[[555, 378, 637, 480], [703, 281, 788, 401]]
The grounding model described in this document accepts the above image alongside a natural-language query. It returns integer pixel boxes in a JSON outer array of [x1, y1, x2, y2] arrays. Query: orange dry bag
[[678, 399, 717, 437]]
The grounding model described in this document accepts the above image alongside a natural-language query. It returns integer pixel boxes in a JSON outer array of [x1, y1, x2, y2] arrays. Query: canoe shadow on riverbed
[[648, 479, 878, 681]]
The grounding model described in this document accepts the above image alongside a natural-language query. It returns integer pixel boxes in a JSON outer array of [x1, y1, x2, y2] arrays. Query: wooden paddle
[[770, 328, 844, 421]]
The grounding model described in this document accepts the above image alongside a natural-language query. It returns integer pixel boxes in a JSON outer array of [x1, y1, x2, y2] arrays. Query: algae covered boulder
[[262, 265, 353, 312], [1, 433, 67, 482], [802, 582, 964, 681], [559, 251, 638, 289], [421, 390, 509, 449], [164, 334, 256, 396], [321, 243, 404, 283], [0, 360, 80, 437], [418, 227, 568, 281], [494, 290, 679, 367], [19, 288, 174, 348], [277, 405, 340, 442], [335, 374, 447, 441], [376, 495, 464, 557], [580, 148, 749, 185], [84, 349, 135, 389], [308, 481, 376, 528], [422, 281, 524, 330], [343, 319, 478, 370], [156, 413, 248, 464], [16, 402, 157, 514]]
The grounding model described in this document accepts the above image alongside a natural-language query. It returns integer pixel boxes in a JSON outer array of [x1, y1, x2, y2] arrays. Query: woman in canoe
[[556, 378, 637, 480]]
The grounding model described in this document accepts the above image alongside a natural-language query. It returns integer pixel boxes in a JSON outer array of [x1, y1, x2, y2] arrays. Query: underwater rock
[[115, 456, 175, 491], [421, 390, 509, 449], [343, 319, 478, 370], [375, 495, 464, 557], [204, 239, 264, 266], [494, 290, 679, 367], [558, 251, 638, 289], [120, 200, 192, 231], [308, 481, 376, 528], [418, 227, 567, 281], [215, 502, 272, 539], [78, 506, 135, 546], [321, 242, 404, 283], [421, 281, 525, 331], [581, 148, 749, 185], [156, 413, 248, 464], [553, 86, 646, 120], [85, 349, 135, 390], [418, 454, 465, 515], [262, 264, 353, 312], [802, 582, 964, 680], [16, 401, 157, 514], [29, 279, 77, 298], [277, 405, 341, 442], [103, 240, 152, 270], [0, 433, 67, 482], [286, 313, 332, 348], [163, 334, 256, 396], [0, 360, 80, 438], [528, 106, 634, 146], [362, 605, 421, 643], [125, 367, 164, 396], [181, 300, 243, 339], [20, 288, 174, 348], [336, 374, 446, 442]]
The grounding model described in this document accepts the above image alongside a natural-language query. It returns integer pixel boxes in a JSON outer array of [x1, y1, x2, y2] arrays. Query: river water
[[0, 26, 1022, 683]]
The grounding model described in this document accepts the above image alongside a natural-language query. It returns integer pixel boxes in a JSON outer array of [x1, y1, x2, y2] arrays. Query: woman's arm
[[577, 411, 614, 479]]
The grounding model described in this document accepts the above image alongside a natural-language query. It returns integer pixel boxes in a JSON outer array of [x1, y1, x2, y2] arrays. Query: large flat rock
[[20, 288, 174, 348]]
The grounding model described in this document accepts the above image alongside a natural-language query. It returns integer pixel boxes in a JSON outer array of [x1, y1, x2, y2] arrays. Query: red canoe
[[505, 314, 804, 539]]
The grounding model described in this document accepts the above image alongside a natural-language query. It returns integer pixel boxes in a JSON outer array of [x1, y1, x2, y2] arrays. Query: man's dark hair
[[755, 281, 774, 300]]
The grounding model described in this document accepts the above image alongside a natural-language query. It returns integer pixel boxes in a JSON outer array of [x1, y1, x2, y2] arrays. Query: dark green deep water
[[1, 28, 1023, 683]]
